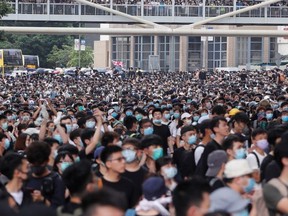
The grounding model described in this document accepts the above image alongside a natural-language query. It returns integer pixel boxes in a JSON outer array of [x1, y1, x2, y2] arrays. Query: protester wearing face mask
[[152, 109, 171, 156], [223, 134, 246, 161], [25, 141, 65, 208], [173, 126, 198, 180], [175, 112, 192, 148], [140, 135, 164, 173], [0, 115, 9, 133], [53, 152, 75, 176], [246, 128, 268, 183], [209, 159, 255, 216], [0, 153, 31, 210], [121, 138, 148, 202], [0, 133, 11, 157], [156, 157, 178, 191]]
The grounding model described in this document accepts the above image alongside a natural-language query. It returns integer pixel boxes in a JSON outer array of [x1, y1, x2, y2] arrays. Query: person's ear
[[186, 206, 197, 216]]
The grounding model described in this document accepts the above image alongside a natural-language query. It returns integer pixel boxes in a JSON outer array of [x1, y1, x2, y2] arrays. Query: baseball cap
[[224, 159, 253, 179], [142, 177, 167, 201], [229, 108, 240, 116], [209, 187, 250, 213], [181, 112, 192, 120], [206, 150, 228, 177]]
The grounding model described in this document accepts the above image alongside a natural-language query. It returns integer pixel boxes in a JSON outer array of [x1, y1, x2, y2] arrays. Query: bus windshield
[[23, 55, 39, 69], [3, 49, 23, 66]]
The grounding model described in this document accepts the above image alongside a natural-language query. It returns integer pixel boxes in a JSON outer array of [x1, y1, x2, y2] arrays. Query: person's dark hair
[[123, 116, 137, 130], [0, 133, 7, 141], [62, 160, 93, 196], [26, 141, 51, 165], [231, 112, 250, 125], [101, 132, 120, 147], [69, 129, 82, 142], [140, 134, 163, 149], [82, 189, 127, 215], [173, 176, 211, 216], [198, 119, 211, 137], [210, 116, 227, 134], [139, 119, 152, 129], [14, 133, 28, 151], [211, 105, 226, 116], [275, 137, 287, 171], [0, 115, 7, 121], [81, 129, 95, 147], [155, 156, 173, 173], [205, 211, 231, 216], [0, 152, 25, 180], [251, 128, 267, 139], [60, 116, 72, 123], [267, 126, 286, 147], [222, 134, 244, 151], [122, 138, 140, 149], [100, 145, 123, 164], [43, 137, 60, 147], [53, 152, 75, 173], [152, 108, 162, 117], [58, 144, 79, 156]]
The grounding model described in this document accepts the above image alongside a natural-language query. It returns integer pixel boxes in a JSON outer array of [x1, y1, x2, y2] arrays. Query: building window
[[134, 36, 154, 70], [158, 36, 180, 72], [187, 37, 202, 71], [111, 36, 130, 68], [207, 37, 227, 71], [236, 37, 263, 66]]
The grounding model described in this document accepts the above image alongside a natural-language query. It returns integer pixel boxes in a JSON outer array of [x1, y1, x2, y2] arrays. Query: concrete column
[[16, 0, 19, 15], [179, 36, 188, 71], [263, 37, 270, 63], [169, 36, 176, 72], [130, 36, 135, 68], [227, 36, 236, 67], [47, 0, 50, 15], [154, 36, 159, 55]]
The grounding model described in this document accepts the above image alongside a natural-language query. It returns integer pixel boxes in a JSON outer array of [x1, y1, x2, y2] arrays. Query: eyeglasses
[[108, 157, 126, 162]]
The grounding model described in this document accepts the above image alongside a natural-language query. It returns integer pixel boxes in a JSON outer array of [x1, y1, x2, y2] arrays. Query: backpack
[[253, 178, 288, 216], [251, 152, 261, 168]]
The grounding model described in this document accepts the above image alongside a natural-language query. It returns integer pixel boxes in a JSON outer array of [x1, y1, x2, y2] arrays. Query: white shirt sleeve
[[194, 146, 205, 165], [246, 153, 259, 170]]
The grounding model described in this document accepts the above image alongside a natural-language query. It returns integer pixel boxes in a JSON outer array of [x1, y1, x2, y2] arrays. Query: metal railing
[[6, 1, 288, 18]]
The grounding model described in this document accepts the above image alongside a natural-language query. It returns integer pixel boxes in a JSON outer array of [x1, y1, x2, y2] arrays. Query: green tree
[[47, 45, 94, 68], [67, 46, 94, 68], [0, 0, 12, 18]]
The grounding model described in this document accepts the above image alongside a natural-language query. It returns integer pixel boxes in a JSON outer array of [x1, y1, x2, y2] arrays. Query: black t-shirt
[[153, 124, 171, 154], [264, 160, 281, 182], [260, 154, 274, 182], [25, 171, 66, 209], [121, 167, 149, 203], [79, 149, 94, 161], [206, 176, 225, 192], [58, 201, 81, 214], [173, 147, 195, 179], [102, 177, 137, 208], [195, 139, 223, 177]]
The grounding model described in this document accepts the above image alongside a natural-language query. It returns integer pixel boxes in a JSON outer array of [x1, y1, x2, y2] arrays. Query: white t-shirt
[[169, 120, 178, 137], [246, 150, 267, 170], [10, 191, 23, 205], [198, 115, 210, 124], [194, 144, 205, 165]]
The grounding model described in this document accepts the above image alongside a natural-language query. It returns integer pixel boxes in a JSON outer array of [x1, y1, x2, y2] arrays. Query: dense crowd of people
[[0, 68, 288, 216]]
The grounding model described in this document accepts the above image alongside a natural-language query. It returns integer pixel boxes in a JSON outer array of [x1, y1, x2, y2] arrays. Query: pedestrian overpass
[[3, 0, 288, 25]]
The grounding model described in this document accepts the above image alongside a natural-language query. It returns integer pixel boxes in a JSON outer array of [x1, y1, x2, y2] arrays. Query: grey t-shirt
[[263, 182, 288, 216]]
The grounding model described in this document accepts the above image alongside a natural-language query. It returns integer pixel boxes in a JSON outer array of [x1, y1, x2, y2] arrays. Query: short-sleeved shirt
[[263, 182, 288, 216], [246, 150, 267, 170]]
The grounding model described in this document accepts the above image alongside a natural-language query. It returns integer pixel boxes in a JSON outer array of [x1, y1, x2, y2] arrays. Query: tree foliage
[[0, 0, 12, 18], [47, 45, 94, 68]]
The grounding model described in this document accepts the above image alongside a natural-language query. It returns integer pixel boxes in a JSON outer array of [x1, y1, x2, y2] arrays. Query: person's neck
[[255, 147, 265, 155], [70, 196, 82, 204], [228, 183, 242, 194], [104, 170, 121, 182], [280, 168, 288, 184], [183, 143, 193, 151], [162, 119, 168, 123], [146, 158, 156, 173], [125, 161, 140, 172], [154, 123, 161, 126], [214, 134, 224, 145], [6, 179, 22, 193], [201, 135, 211, 145]]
